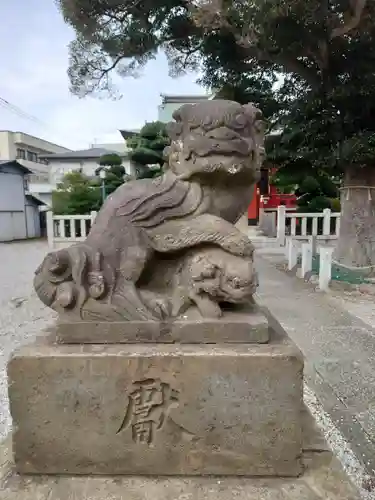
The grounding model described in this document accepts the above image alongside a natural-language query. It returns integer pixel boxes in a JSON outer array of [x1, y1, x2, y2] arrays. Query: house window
[[16, 148, 26, 160], [27, 151, 38, 162]]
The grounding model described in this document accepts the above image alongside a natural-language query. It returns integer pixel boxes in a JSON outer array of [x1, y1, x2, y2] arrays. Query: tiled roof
[[39, 148, 126, 160], [0, 160, 32, 174]]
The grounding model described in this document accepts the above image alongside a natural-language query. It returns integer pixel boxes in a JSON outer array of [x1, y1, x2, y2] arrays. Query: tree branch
[[275, 56, 321, 89], [331, 0, 367, 39], [93, 55, 124, 88], [191, 4, 322, 90], [241, 44, 321, 90]]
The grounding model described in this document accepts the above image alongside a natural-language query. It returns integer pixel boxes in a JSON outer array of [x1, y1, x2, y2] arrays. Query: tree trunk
[[334, 165, 375, 271]]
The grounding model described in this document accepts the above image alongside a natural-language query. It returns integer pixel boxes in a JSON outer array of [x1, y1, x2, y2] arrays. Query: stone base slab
[[56, 306, 269, 344], [0, 407, 362, 499], [8, 329, 303, 476]]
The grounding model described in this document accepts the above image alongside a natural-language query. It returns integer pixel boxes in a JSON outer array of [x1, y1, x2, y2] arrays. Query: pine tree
[[127, 122, 170, 179], [97, 153, 129, 196]]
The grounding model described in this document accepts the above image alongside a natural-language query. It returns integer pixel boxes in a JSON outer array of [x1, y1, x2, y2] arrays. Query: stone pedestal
[[8, 322, 303, 477], [55, 306, 269, 344]]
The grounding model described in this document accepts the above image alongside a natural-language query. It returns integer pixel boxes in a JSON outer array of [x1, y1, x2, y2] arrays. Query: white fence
[[285, 237, 334, 291], [47, 211, 97, 248], [276, 205, 341, 246], [278, 202, 341, 291], [46, 207, 337, 290], [259, 207, 295, 237]]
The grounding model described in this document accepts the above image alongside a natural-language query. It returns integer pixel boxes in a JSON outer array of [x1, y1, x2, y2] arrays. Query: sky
[[0, 1, 204, 150]]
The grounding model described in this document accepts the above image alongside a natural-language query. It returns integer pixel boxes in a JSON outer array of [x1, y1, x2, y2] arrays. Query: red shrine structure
[[247, 166, 297, 225]]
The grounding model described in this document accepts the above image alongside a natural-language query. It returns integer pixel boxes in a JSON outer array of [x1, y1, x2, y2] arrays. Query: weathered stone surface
[[33, 100, 264, 324], [56, 306, 269, 344], [0, 405, 362, 499], [8, 329, 302, 476], [0, 449, 362, 500]]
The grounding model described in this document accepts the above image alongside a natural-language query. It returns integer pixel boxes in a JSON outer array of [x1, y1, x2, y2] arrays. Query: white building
[[157, 94, 213, 123], [41, 147, 135, 192], [93, 142, 132, 154], [0, 130, 71, 205], [118, 129, 140, 143]]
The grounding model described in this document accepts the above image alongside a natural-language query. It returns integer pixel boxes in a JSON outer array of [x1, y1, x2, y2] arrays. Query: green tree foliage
[[279, 173, 339, 213], [58, 0, 374, 101], [214, 76, 283, 130], [296, 176, 338, 213], [99, 153, 123, 167], [57, 0, 201, 97], [97, 153, 129, 195], [52, 171, 101, 215], [127, 121, 170, 179], [58, 0, 375, 172], [52, 156, 128, 215], [268, 113, 341, 213], [58, 0, 375, 267], [268, 108, 342, 226]]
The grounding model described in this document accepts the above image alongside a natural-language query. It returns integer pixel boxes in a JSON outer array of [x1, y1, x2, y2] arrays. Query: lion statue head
[[165, 100, 265, 183]]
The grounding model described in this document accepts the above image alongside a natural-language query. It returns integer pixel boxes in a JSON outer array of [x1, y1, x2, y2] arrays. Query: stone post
[[309, 235, 317, 256], [298, 241, 313, 279], [90, 210, 97, 225], [322, 208, 331, 237], [318, 246, 334, 291], [270, 210, 277, 237], [46, 210, 54, 249], [287, 238, 300, 271], [277, 205, 286, 246]]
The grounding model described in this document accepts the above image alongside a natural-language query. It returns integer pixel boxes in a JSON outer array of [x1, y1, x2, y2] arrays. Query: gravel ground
[[0, 240, 55, 440], [328, 290, 375, 331]]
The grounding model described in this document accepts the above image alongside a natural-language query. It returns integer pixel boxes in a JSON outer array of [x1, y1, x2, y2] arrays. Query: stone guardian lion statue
[[34, 99, 265, 322]]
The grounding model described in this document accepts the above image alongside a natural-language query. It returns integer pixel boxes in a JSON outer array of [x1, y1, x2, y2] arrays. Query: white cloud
[[0, 0, 205, 150]]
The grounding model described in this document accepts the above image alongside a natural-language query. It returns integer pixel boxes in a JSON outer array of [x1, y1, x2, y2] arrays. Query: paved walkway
[[255, 250, 375, 480]]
